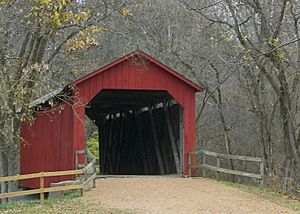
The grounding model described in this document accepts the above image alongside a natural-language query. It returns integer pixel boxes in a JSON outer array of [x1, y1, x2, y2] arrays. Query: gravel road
[[81, 177, 298, 214]]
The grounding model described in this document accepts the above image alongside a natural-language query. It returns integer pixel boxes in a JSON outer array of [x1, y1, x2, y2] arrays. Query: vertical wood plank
[[163, 102, 180, 174], [75, 151, 78, 170], [188, 153, 192, 177]]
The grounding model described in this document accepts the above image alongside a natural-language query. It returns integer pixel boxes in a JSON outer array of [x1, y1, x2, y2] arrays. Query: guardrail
[[0, 169, 84, 204], [0, 149, 99, 204], [188, 150, 264, 186]]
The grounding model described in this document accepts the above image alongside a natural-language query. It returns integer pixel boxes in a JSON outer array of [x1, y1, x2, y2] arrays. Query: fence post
[[202, 153, 206, 178], [93, 161, 96, 188], [216, 157, 220, 181], [188, 152, 192, 177], [40, 172, 45, 205], [260, 160, 264, 187]]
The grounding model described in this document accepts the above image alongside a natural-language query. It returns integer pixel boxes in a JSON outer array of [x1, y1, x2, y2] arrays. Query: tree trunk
[[211, 63, 235, 180], [0, 151, 8, 204]]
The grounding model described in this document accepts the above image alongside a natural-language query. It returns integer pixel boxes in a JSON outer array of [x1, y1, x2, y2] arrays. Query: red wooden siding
[[20, 103, 75, 188], [72, 57, 198, 175], [20, 51, 202, 188]]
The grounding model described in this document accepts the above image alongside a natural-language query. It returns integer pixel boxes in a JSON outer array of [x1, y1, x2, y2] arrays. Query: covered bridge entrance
[[20, 51, 203, 188]]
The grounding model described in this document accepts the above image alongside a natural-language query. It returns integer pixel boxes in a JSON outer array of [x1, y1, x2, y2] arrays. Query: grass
[[221, 180, 300, 212], [0, 191, 127, 214]]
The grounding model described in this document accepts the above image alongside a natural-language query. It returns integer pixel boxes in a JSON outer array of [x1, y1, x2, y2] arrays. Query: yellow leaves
[[221, 34, 233, 42], [25, 0, 90, 29], [268, 38, 280, 47], [242, 35, 249, 41], [121, 7, 132, 17], [52, 10, 89, 28], [66, 25, 105, 52], [275, 52, 288, 64], [61, 11, 73, 23], [53, 11, 62, 27], [67, 29, 99, 52], [37, 0, 51, 6], [0, 0, 14, 6], [78, 30, 85, 36], [67, 36, 98, 51], [75, 11, 89, 22], [242, 55, 250, 66], [57, 0, 71, 10], [89, 25, 106, 33], [267, 38, 288, 64]]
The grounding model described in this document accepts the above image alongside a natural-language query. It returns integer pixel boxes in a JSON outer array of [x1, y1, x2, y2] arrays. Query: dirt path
[[82, 177, 297, 214]]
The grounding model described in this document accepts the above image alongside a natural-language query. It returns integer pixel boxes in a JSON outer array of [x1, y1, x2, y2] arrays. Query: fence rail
[[0, 149, 98, 204], [0, 169, 84, 204], [188, 150, 264, 186]]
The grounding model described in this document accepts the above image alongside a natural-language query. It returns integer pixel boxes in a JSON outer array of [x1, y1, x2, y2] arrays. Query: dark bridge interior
[[85, 89, 183, 175]]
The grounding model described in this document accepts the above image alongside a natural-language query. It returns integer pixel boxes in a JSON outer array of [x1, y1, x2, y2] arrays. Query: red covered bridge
[[20, 51, 203, 188]]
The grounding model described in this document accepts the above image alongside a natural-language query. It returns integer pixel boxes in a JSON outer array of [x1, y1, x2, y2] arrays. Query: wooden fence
[[188, 150, 264, 186], [0, 169, 84, 204], [0, 150, 97, 204]]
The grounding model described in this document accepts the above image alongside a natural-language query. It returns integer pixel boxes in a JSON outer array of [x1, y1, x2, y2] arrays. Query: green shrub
[[87, 132, 99, 158]]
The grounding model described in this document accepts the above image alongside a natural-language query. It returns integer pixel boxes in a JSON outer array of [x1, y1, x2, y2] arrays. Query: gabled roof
[[28, 51, 204, 108], [71, 50, 204, 92]]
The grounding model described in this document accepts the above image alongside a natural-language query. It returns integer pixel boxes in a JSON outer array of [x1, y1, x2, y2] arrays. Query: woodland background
[[0, 0, 299, 197]]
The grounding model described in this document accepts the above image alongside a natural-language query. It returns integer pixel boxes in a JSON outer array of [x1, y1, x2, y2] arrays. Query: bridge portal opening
[[85, 89, 183, 175]]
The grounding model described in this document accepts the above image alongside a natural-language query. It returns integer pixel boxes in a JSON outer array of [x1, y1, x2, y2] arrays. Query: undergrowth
[[221, 180, 300, 212]]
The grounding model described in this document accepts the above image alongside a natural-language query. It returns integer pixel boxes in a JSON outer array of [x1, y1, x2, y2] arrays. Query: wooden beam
[[0, 170, 83, 183], [107, 114, 114, 173], [0, 184, 83, 200], [115, 113, 124, 174], [123, 115, 135, 173], [179, 107, 184, 174], [102, 117, 110, 173], [192, 164, 262, 179], [135, 109, 150, 174], [163, 102, 180, 174], [99, 126, 103, 173], [148, 106, 165, 174], [202, 150, 262, 162], [110, 117, 120, 173]]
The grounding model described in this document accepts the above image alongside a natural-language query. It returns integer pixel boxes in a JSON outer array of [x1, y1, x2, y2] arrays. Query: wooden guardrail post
[[0, 169, 84, 203], [80, 171, 84, 197], [188, 152, 192, 177], [93, 161, 96, 188], [40, 172, 45, 205], [188, 150, 263, 185], [260, 160, 264, 187], [216, 157, 220, 181], [202, 152, 206, 178]]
